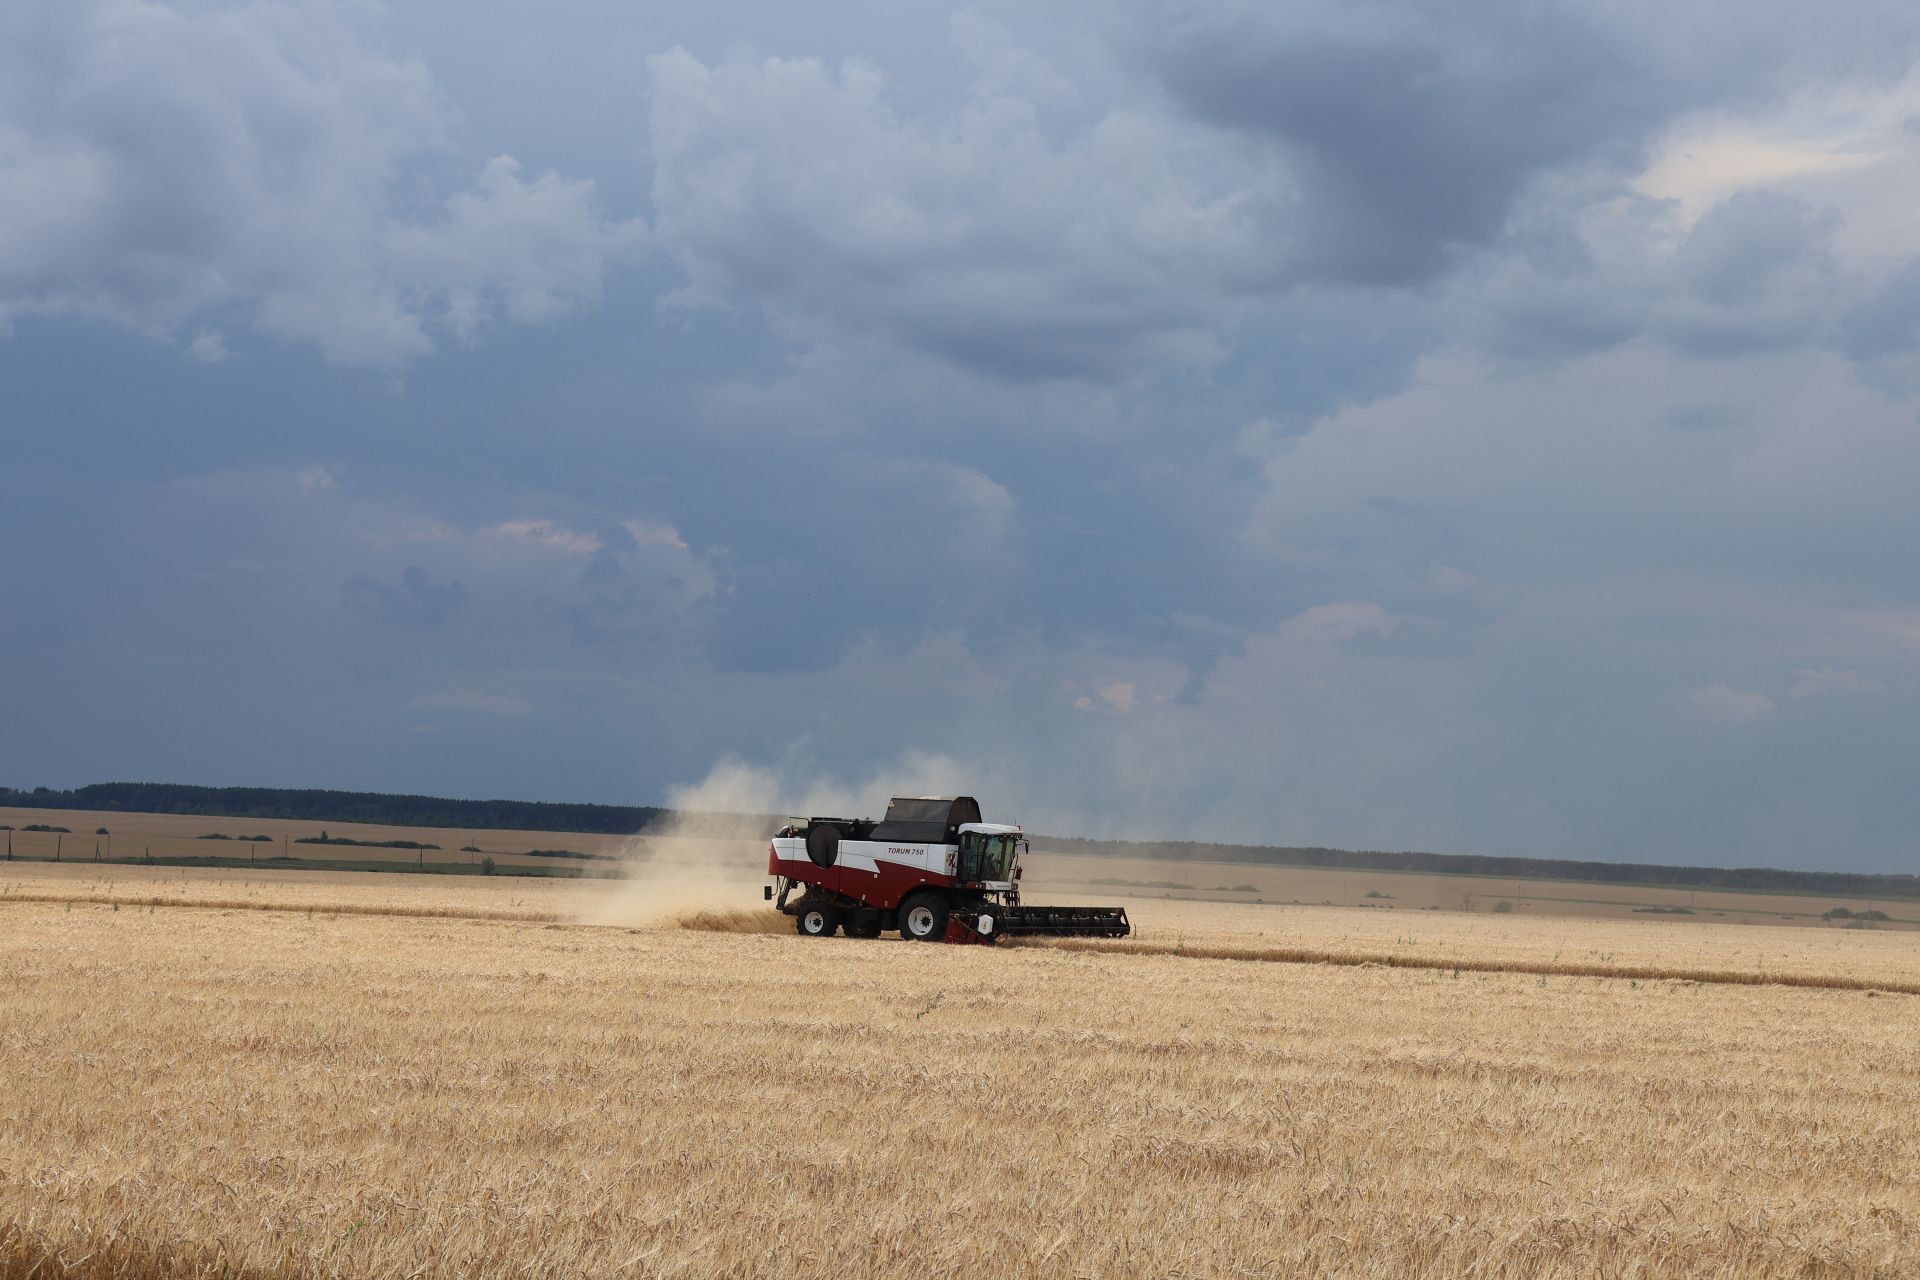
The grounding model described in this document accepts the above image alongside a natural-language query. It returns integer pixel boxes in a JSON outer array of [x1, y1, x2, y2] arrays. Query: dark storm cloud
[[1134, 2, 1657, 283], [1129, 0, 1920, 285], [645, 3, 1920, 389]]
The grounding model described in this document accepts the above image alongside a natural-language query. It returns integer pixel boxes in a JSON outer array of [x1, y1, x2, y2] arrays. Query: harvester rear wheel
[[899, 894, 948, 941], [848, 915, 884, 939], [795, 903, 839, 937]]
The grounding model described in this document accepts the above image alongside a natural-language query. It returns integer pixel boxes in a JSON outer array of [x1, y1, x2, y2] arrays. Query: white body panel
[[769, 836, 955, 877]]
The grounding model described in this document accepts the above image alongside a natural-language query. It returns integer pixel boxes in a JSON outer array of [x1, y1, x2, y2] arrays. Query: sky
[[6, 0, 1920, 870]]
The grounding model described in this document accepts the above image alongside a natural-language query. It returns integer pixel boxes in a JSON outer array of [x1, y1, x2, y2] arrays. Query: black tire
[[898, 893, 949, 942], [806, 823, 841, 868], [848, 915, 884, 939], [795, 901, 839, 937]]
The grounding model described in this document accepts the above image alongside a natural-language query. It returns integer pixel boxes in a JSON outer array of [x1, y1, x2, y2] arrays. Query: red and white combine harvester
[[765, 795, 1131, 943]]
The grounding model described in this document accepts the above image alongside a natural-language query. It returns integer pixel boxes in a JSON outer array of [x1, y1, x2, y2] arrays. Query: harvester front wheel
[[796, 903, 839, 937], [899, 894, 949, 942]]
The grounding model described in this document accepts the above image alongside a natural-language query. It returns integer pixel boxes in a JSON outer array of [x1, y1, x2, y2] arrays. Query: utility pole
[[55, 833, 62, 862]]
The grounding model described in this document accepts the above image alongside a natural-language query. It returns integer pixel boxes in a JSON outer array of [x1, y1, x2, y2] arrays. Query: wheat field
[[3, 862, 1917, 1278]]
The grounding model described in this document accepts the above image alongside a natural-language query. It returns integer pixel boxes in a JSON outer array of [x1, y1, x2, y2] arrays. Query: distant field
[[2, 861, 1916, 1278], [0, 805, 634, 872], [6, 804, 1911, 932], [1026, 848, 1920, 931]]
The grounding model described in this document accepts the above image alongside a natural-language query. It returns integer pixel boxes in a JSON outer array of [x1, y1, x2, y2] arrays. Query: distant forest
[[4, 781, 1916, 899], [0, 782, 766, 838]]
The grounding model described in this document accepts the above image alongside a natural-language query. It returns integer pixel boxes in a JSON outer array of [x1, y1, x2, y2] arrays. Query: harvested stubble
[[2, 876, 1919, 1278]]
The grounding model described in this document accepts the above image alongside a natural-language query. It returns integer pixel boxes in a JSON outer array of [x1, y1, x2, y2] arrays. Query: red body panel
[[771, 846, 955, 911], [943, 916, 994, 945]]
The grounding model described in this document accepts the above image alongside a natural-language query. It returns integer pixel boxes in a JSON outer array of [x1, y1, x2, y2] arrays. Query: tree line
[[0, 782, 769, 838]]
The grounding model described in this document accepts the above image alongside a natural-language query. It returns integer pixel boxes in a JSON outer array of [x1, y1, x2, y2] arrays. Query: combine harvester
[[765, 795, 1131, 943]]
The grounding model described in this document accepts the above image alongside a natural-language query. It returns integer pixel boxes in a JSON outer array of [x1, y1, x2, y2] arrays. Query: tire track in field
[[1023, 936, 1919, 995]]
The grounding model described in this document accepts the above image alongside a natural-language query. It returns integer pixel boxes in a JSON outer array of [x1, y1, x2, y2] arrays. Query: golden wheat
[[2, 865, 1917, 1278]]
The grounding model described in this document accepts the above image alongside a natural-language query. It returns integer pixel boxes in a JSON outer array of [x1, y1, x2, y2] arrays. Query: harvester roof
[[868, 795, 983, 843]]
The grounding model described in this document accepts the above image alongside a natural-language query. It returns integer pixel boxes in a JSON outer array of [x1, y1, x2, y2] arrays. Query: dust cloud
[[574, 753, 969, 928]]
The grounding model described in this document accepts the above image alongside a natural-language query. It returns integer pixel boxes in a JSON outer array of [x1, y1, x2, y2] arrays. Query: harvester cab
[[955, 824, 1022, 888], [766, 794, 1130, 943]]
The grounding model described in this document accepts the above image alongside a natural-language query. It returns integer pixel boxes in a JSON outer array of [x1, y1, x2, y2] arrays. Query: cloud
[[342, 565, 468, 631], [947, 466, 1015, 536], [1839, 259, 1920, 385], [646, 46, 1267, 381], [1790, 666, 1884, 698], [569, 519, 720, 651], [1685, 682, 1776, 724], [382, 155, 650, 347], [1278, 602, 1400, 646], [1464, 187, 1855, 363], [185, 331, 229, 364], [1130, 1, 1653, 284], [1244, 341, 1920, 597], [691, 450, 1022, 674], [0, 1, 646, 364], [641, 7, 1920, 397], [294, 466, 338, 493], [488, 520, 605, 556], [1129, 0, 1920, 286]]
